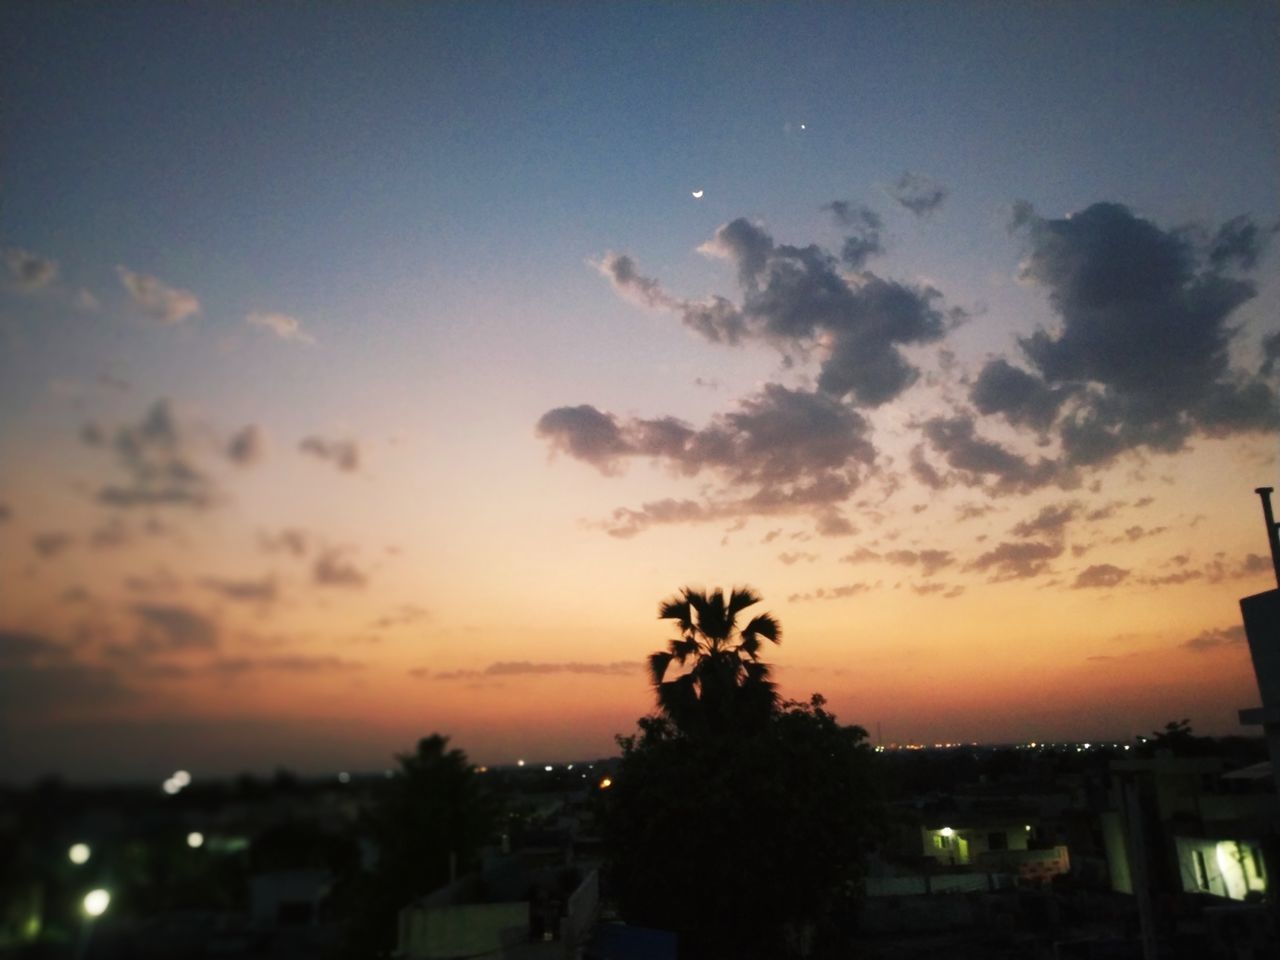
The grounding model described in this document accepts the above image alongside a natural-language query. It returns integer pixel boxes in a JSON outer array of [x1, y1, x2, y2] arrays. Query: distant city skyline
[[1, 2, 1277, 781]]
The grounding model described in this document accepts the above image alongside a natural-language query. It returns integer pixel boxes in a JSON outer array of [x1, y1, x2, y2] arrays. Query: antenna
[[1254, 487, 1280, 589]]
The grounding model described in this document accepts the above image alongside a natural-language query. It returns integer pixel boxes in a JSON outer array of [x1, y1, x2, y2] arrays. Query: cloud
[[299, 435, 360, 472], [540, 384, 879, 536], [1000, 202, 1279, 466], [885, 172, 948, 216], [259, 528, 310, 557], [883, 549, 955, 576], [132, 603, 218, 651], [227, 425, 265, 466], [821, 201, 885, 269], [595, 253, 748, 344], [32, 531, 75, 559], [430, 660, 638, 681], [1183, 624, 1246, 652], [313, 548, 367, 588], [371, 604, 432, 630], [96, 400, 216, 509], [778, 551, 818, 565], [4, 247, 58, 291], [604, 218, 955, 407], [970, 358, 1070, 433], [1011, 501, 1079, 539], [910, 582, 965, 598], [0, 502, 11, 524], [787, 582, 875, 602], [967, 540, 1063, 580], [200, 576, 278, 604], [117, 266, 200, 324], [919, 414, 1064, 495], [213, 655, 363, 675], [0, 630, 131, 716], [247, 311, 315, 344], [1072, 563, 1129, 589]]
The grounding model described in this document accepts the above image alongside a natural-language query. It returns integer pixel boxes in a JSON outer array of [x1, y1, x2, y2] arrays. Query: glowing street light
[[172, 770, 191, 788], [186, 831, 204, 849], [83, 889, 110, 918], [599, 776, 613, 789], [68, 843, 91, 865], [939, 827, 954, 837]]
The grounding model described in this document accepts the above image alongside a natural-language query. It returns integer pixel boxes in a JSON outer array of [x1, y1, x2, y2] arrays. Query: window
[[1193, 849, 1209, 889]]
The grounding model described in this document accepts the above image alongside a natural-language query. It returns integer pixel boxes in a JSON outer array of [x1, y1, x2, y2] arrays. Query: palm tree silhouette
[[648, 586, 782, 734]]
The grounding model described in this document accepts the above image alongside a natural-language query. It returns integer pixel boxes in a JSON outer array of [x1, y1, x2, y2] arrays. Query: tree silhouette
[[606, 588, 883, 958], [648, 586, 781, 735]]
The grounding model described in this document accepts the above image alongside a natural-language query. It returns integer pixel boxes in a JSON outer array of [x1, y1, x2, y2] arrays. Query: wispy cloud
[[247, 311, 315, 344], [117, 266, 200, 324]]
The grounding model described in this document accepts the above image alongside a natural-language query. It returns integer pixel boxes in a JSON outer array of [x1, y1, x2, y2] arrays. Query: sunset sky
[[2, 2, 1278, 782]]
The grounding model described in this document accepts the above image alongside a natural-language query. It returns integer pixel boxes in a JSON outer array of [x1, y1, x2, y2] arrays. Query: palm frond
[[726, 586, 762, 620], [667, 636, 701, 663], [648, 651, 674, 686], [658, 595, 693, 633], [740, 613, 782, 651]]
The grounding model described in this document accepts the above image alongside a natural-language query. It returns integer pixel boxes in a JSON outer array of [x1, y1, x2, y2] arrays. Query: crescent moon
[[692, 190, 704, 199]]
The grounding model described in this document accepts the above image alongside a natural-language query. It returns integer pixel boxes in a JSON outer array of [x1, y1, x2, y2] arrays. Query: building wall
[[398, 901, 529, 959], [1175, 837, 1268, 901]]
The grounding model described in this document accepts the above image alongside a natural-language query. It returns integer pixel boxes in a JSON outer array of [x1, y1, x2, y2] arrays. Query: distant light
[[68, 843, 91, 865], [799, 123, 807, 130], [476, 766, 488, 774], [385, 769, 394, 778], [1025, 825, 1032, 831], [186, 832, 204, 849], [517, 759, 525, 767], [544, 765, 553, 772], [337, 771, 350, 784], [172, 770, 191, 788], [162, 778, 181, 795], [1083, 743, 1091, 750], [600, 777, 613, 789], [1123, 745, 1131, 751], [939, 827, 954, 837], [83, 889, 110, 918], [567, 764, 573, 771]]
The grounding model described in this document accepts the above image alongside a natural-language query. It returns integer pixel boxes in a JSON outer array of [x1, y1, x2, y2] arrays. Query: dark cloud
[[0, 502, 11, 523], [431, 660, 638, 681], [595, 253, 747, 344], [970, 359, 1069, 433], [200, 576, 278, 604], [967, 540, 1063, 580], [885, 172, 948, 216], [133, 603, 218, 651], [883, 549, 955, 576], [117, 266, 200, 324], [259, 528, 310, 557], [371, 604, 431, 630], [1207, 215, 1277, 273], [1003, 202, 1279, 466], [540, 384, 878, 536], [227, 425, 265, 467], [0, 630, 131, 715], [1261, 332, 1280, 378], [778, 551, 818, 565], [96, 400, 216, 509], [32, 531, 75, 559], [4, 247, 58, 291], [1072, 563, 1129, 589], [213, 655, 363, 676], [821, 201, 885, 269], [604, 218, 953, 407], [787, 582, 874, 602], [814, 507, 857, 537], [1010, 501, 1079, 539], [920, 414, 1064, 495], [313, 548, 368, 588], [1183, 625, 1246, 652], [910, 582, 965, 598], [299, 435, 360, 472]]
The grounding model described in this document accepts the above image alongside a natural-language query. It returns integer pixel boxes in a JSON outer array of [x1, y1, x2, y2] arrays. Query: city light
[[939, 827, 954, 837], [172, 770, 191, 788], [517, 759, 525, 767], [338, 771, 351, 784], [187, 831, 204, 849], [162, 778, 181, 795], [600, 776, 613, 789], [83, 889, 110, 918], [68, 843, 91, 865], [544, 765, 553, 772]]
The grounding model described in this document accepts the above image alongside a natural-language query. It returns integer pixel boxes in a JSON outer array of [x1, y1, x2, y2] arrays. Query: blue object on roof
[[584, 923, 678, 960]]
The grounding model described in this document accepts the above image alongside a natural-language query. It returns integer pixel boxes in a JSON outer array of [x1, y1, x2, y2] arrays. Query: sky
[[1, 1, 1278, 783]]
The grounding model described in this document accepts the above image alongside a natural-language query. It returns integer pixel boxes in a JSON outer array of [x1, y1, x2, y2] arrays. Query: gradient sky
[[2, 1, 1278, 783]]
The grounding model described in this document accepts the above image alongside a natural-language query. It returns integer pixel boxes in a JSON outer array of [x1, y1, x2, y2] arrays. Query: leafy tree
[[334, 735, 496, 958], [606, 588, 883, 959], [648, 587, 781, 735]]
